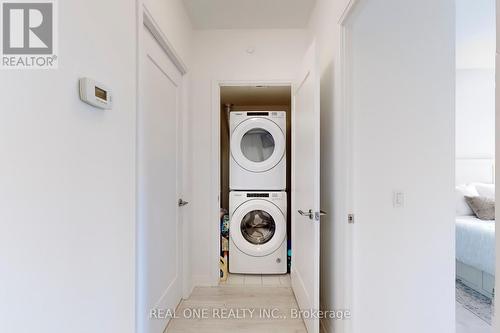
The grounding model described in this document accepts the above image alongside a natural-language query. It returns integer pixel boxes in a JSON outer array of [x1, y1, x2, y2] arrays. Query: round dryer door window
[[240, 129, 275, 163], [230, 199, 286, 257], [240, 210, 276, 245], [231, 118, 285, 173]]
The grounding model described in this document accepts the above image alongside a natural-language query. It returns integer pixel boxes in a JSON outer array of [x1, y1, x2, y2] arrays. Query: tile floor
[[220, 273, 292, 287], [169, 275, 492, 333], [166, 274, 306, 333]]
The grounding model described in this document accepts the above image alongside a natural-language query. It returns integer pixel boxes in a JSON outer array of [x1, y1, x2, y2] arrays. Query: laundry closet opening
[[219, 84, 292, 285]]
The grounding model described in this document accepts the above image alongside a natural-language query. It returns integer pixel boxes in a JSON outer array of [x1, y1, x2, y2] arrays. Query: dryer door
[[230, 200, 286, 257], [231, 118, 285, 173]]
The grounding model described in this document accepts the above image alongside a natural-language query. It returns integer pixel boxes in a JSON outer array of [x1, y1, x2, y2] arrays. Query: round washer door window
[[231, 118, 285, 173], [230, 199, 286, 257], [240, 129, 275, 163], [240, 210, 276, 245]]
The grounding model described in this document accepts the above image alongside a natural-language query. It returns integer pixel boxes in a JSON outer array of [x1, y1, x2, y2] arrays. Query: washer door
[[231, 118, 285, 173], [230, 199, 286, 257]]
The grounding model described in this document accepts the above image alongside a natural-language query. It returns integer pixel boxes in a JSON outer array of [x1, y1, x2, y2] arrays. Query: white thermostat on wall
[[79, 78, 113, 110]]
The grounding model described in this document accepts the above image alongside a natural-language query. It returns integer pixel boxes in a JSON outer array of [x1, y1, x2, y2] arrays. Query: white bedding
[[456, 216, 496, 276]]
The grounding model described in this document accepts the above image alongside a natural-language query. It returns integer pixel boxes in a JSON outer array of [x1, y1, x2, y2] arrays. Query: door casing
[[336, 2, 361, 333], [210, 80, 294, 286]]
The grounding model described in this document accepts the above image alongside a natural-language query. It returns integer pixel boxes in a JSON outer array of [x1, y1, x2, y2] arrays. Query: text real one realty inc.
[[150, 308, 352, 320]]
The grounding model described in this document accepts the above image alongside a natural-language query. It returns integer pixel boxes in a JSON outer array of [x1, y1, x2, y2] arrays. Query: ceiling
[[182, 0, 316, 29], [221, 86, 291, 105]]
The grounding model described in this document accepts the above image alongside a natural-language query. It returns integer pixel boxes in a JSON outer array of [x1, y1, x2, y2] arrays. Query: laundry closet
[[197, 41, 321, 333], [219, 85, 292, 281]]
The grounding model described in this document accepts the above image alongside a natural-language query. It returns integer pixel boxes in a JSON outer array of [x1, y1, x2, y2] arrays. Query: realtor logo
[[1, 0, 57, 69]]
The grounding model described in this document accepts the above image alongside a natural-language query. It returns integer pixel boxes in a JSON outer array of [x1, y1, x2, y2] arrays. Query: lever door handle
[[298, 209, 314, 219], [298, 209, 327, 220], [178, 199, 189, 207], [314, 210, 327, 220]]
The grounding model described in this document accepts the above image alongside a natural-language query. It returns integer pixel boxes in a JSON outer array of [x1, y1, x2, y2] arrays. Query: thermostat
[[79, 78, 113, 109]]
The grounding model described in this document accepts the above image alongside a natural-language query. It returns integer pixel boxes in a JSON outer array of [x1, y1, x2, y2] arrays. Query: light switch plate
[[393, 191, 405, 208]]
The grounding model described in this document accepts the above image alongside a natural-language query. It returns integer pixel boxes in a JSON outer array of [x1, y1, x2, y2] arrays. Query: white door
[[292, 41, 321, 333], [347, 1, 455, 332], [137, 25, 183, 333]]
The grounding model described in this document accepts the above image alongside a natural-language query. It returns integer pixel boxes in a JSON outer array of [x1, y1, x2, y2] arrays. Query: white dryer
[[229, 191, 287, 274], [230, 111, 286, 190]]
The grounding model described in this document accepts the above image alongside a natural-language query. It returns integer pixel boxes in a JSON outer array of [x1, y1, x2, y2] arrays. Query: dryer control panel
[[232, 111, 285, 119]]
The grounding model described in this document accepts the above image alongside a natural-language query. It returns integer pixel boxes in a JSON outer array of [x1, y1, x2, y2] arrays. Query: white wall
[[189, 29, 308, 284], [0, 1, 192, 333], [308, 0, 455, 332], [456, 69, 495, 158]]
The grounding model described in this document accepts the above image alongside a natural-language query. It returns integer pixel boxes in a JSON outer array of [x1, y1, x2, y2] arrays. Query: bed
[[456, 215, 495, 298], [455, 157, 496, 299]]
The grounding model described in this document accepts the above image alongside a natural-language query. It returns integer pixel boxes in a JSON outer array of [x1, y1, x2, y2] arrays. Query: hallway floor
[[166, 274, 306, 333]]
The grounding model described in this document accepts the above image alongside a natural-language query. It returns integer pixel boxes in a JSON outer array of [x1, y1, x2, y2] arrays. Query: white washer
[[230, 111, 286, 190], [229, 191, 287, 274]]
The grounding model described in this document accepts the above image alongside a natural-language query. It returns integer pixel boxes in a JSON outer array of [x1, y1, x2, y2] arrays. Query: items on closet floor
[[220, 209, 229, 281]]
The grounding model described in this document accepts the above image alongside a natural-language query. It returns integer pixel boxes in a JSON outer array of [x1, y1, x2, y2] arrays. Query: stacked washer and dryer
[[229, 111, 288, 274]]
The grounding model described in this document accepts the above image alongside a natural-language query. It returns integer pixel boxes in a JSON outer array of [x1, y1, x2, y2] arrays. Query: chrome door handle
[[298, 209, 327, 221], [178, 199, 189, 207], [315, 210, 327, 220], [298, 209, 314, 219]]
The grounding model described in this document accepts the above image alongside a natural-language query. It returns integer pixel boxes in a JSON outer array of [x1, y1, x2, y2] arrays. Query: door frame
[[495, 0, 499, 327], [336, 1, 361, 333], [210, 80, 294, 285], [136, 2, 190, 331]]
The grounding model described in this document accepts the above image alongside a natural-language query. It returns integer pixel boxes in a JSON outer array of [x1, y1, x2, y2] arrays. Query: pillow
[[465, 196, 495, 220], [471, 183, 495, 199], [456, 184, 479, 216]]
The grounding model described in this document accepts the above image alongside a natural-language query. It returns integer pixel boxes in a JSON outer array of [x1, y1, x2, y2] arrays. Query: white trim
[[211, 80, 294, 286], [337, 1, 362, 333], [456, 155, 496, 160], [338, 0, 360, 24], [495, 0, 500, 326], [142, 5, 188, 75]]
